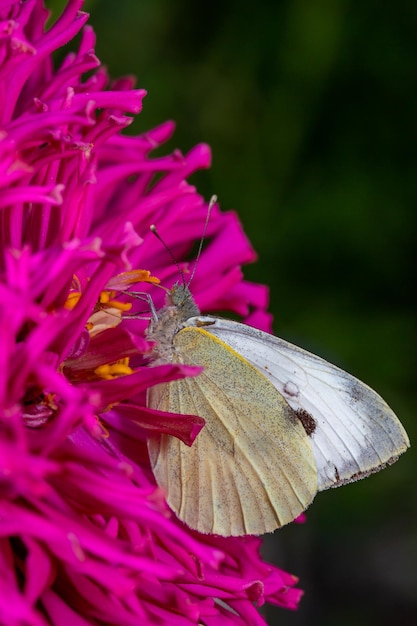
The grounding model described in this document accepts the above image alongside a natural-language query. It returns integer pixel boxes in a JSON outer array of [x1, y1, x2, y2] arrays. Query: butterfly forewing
[[147, 326, 317, 536], [196, 317, 410, 491]]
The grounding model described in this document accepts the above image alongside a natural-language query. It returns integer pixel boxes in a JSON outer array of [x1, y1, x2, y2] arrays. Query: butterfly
[[146, 283, 409, 536]]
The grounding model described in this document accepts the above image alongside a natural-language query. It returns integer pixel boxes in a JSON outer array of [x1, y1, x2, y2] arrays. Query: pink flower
[[0, 1, 302, 624]]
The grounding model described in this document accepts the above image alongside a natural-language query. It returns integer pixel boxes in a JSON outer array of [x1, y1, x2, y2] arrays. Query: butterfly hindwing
[[147, 326, 317, 536]]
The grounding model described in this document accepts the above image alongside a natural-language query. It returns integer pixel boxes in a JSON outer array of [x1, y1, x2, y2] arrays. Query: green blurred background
[[48, 1, 416, 624]]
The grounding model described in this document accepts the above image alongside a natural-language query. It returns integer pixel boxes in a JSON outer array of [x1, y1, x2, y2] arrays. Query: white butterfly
[[146, 284, 409, 536]]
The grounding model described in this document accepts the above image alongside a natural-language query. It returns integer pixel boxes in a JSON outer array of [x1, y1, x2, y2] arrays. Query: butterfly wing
[[147, 326, 317, 536], [193, 317, 410, 491]]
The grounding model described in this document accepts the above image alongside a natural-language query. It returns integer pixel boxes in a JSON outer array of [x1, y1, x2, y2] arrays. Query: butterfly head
[[168, 283, 200, 319], [146, 282, 200, 362]]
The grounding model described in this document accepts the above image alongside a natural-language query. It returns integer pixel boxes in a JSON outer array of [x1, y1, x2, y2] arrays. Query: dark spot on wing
[[295, 408, 316, 436]]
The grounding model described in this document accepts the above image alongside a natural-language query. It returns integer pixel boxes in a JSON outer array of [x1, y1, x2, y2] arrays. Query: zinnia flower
[[0, 1, 303, 624]]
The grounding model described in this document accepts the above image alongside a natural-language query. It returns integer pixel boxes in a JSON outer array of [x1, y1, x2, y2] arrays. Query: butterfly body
[[146, 284, 409, 536]]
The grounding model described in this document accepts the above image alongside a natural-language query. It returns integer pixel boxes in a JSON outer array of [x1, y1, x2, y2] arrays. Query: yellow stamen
[[98, 290, 133, 311], [99, 291, 112, 304], [65, 291, 82, 310], [106, 300, 132, 312], [94, 358, 133, 380]]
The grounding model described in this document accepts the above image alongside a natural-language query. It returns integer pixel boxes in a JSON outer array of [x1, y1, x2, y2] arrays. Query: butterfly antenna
[[150, 224, 187, 286], [187, 194, 217, 287], [150, 195, 217, 289]]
